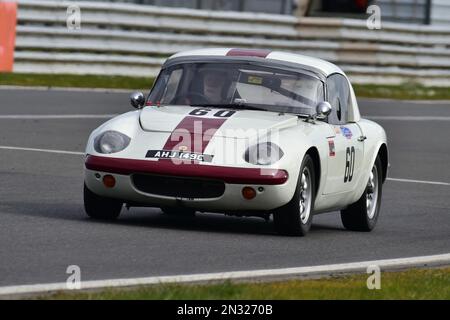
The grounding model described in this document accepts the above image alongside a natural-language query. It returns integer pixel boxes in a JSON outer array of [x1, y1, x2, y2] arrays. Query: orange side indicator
[[242, 187, 256, 200], [103, 175, 116, 188]]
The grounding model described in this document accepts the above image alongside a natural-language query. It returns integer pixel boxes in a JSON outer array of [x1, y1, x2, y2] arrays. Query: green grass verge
[[1, 73, 450, 100], [40, 267, 450, 300], [353, 83, 450, 100], [0, 73, 154, 90]]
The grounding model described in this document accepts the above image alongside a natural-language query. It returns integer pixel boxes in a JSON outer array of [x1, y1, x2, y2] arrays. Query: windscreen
[[148, 62, 324, 115]]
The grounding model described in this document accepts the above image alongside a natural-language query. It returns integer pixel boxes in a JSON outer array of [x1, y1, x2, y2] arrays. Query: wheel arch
[[377, 143, 388, 183], [305, 147, 321, 197]]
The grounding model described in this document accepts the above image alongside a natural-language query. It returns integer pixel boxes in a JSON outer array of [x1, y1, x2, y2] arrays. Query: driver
[[201, 69, 228, 104]]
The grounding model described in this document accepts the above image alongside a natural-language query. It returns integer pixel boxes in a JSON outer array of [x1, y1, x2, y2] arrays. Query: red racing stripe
[[226, 48, 271, 58], [161, 116, 227, 154]]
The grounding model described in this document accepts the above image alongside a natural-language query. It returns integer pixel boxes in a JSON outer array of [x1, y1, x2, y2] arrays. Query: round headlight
[[94, 131, 131, 154], [244, 142, 284, 165]]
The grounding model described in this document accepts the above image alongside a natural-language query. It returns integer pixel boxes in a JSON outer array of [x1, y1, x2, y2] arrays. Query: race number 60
[[344, 146, 355, 183], [189, 108, 235, 118]]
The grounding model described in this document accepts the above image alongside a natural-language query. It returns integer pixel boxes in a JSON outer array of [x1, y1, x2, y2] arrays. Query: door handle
[[358, 135, 367, 142]]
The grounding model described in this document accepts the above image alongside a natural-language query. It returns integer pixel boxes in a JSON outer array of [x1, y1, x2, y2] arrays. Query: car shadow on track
[[1, 201, 346, 236], [121, 208, 346, 234], [119, 212, 278, 236]]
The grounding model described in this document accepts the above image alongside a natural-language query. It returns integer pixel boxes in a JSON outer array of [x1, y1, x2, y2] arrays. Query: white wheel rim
[[366, 165, 379, 219], [299, 167, 312, 224]]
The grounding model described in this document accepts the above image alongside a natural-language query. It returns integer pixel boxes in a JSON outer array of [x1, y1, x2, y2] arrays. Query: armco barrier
[[9, 0, 450, 86]]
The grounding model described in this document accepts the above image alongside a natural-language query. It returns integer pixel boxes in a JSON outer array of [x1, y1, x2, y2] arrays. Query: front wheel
[[340, 156, 383, 231], [84, 184, 123, 220], [273, 154, 315, 236]]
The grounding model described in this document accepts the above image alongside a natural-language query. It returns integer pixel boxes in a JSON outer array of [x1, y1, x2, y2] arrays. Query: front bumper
[[84, 155, 295, 211]]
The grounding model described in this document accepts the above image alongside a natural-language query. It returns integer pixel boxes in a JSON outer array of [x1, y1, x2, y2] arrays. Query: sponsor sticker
[[340, 126, 353, 139], [328, 140, 335, 157], [247, 75, 263, 85], [146, 150, 213, 162]]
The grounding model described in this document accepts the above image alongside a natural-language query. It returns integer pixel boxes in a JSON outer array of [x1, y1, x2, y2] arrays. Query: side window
[[161, 68, 183, 104], [326, 74, 350, 125]]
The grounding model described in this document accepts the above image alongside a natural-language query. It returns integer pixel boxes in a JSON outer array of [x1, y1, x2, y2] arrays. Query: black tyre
[[340, 155, 383, 231], [273, 154, 315, 236], [84, 184, 122, 220], [161, 206, 196, 217]]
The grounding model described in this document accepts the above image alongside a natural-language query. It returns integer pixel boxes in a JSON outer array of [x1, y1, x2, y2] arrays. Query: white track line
[[0, 115, 448, 121], [1, 145, 449, 186], [0, 146, 84, 156], [0, 146, 448, 296], [0, 85, 136, 93], [367, 115, 450, 121], [360, 98, 450, 105], [0, 114, 117, 119], [0, 253, 449, 297], [387, 177, 450, 186]]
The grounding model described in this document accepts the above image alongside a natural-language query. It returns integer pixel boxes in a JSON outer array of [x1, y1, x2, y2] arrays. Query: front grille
[[132, 174, 225, 199]]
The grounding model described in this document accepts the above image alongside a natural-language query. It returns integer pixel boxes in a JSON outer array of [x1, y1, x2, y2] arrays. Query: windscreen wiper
[[190, 103, 268, 111]]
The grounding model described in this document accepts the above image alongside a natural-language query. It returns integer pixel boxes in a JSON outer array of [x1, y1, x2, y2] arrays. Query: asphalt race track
[[0, 88, 449, 287]]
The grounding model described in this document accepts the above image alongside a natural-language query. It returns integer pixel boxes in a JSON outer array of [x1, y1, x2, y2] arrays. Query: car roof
[[167, 48, 345, 78], [165, 48, 360, 122]]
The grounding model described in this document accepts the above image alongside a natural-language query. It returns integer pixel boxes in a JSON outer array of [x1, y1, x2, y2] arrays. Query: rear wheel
[[161, 206, 196, 217], [340, 156, 383, 231], [273, 154, 315, 236], [84, 184, 122, 220]]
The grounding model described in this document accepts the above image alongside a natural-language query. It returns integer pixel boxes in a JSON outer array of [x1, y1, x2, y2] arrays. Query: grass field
[[39, 267, 450, 300], [0, 73, 154, 90], [352, 83, 450, 100], [1, 73, 450, 100]]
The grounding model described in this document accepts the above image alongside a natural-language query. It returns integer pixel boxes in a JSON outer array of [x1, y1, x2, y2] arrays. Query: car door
[[323, 74, 364, 195]]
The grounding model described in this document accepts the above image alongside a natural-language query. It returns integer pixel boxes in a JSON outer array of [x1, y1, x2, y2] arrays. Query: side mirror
[[315, 101, 332, 119], [130, 92, 145, 109]]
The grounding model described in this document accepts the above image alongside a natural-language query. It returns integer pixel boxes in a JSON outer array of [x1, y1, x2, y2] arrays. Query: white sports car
[[84, 48, 388, 236]]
